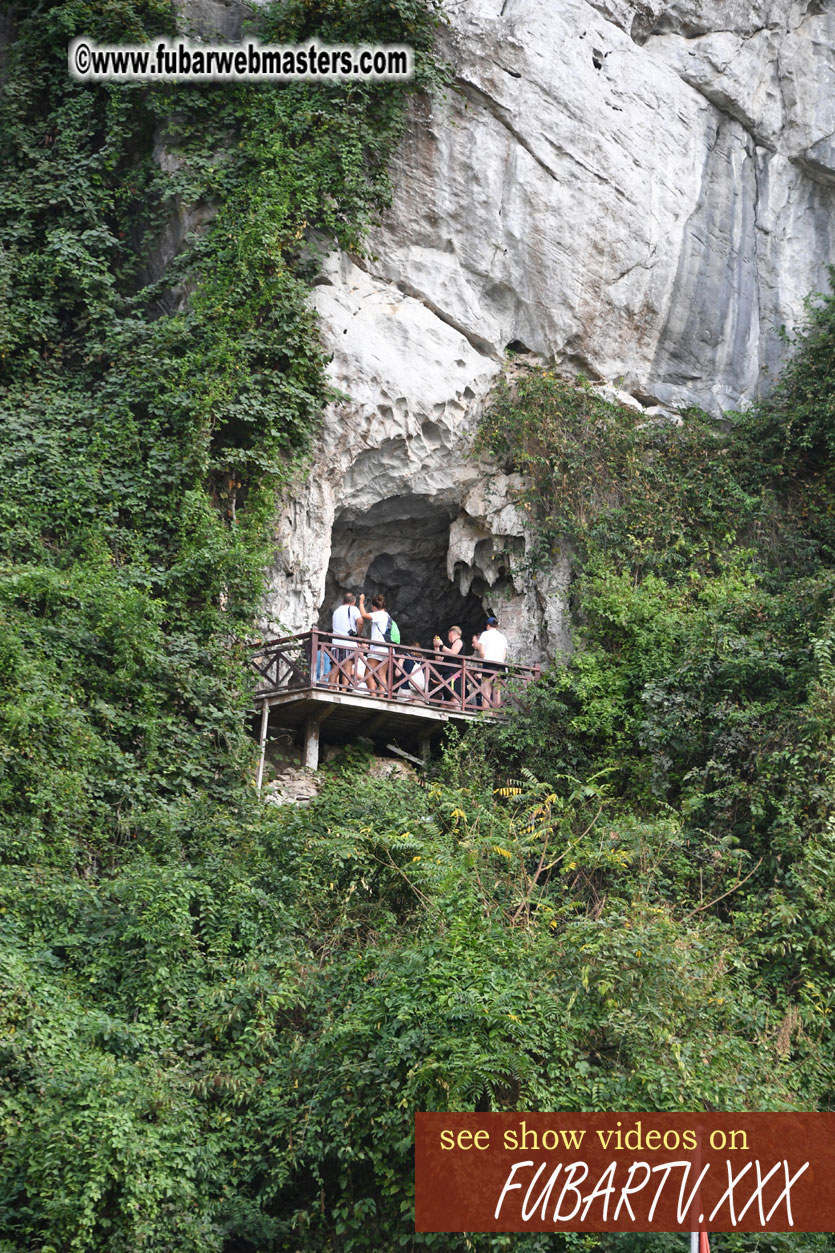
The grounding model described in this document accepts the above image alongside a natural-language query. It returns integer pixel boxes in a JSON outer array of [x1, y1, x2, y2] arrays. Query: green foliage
[[735, 270, 835, 478], [0, 0, 440, 865], [475, 371, 763, 580], [4, 769, 806, 1251], [473, 280, 835, 1143]]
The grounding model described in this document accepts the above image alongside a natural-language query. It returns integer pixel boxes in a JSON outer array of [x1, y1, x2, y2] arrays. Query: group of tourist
[[325, 592, 508, 708]]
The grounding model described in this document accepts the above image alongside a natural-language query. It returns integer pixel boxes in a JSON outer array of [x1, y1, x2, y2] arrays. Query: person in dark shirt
[[432, 625, 464, 703]]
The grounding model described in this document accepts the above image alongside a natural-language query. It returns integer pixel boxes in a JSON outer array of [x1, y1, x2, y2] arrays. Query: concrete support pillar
[[255, 702, 270, 792], [419, 734, 432, 765], [303, 715, 321, 771]]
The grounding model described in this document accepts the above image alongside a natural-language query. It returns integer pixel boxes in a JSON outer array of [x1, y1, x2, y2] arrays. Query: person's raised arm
[[356, 592, 372, 622]]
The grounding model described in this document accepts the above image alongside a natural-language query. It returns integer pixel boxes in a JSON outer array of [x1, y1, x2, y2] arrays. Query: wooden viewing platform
[[251, 630, 540, 781]]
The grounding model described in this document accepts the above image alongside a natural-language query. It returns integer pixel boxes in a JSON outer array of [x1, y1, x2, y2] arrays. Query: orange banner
[[415, 1113, 835, 1233]]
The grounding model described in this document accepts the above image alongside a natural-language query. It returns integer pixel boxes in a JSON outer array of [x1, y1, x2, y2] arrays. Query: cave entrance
[[320, 494, 486, 648]]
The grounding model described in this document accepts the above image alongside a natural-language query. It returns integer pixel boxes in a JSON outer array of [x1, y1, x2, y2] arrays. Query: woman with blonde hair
[[432, 624, 464, 703]]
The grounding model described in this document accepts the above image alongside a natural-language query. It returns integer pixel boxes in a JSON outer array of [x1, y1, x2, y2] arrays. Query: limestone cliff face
[[373, 0, 834, 415], [263, 0, 835, 660], [201, 0, 835, 660]]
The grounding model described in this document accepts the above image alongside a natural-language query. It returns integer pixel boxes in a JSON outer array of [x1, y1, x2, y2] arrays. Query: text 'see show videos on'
[[415, 1113, 835, 1235]]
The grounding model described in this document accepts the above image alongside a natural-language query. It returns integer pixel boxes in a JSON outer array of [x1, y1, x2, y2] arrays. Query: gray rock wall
[[367, 0, 834, 414]]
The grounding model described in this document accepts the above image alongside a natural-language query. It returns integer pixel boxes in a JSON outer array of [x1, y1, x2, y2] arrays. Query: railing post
[[460, 657, 467, 711], [311, 628, 318, 685], [387, 644, 393, 699]]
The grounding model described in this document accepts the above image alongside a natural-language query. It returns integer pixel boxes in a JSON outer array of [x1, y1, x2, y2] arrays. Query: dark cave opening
[[320, 494, 488, 650]]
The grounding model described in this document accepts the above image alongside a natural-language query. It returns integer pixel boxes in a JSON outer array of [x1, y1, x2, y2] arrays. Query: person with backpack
[[363, 593, 398, 696]]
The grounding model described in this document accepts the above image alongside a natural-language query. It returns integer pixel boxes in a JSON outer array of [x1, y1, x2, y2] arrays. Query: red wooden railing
[[251, 630, 540, 714]]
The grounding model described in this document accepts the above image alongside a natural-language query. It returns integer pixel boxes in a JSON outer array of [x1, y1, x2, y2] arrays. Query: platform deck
[[251, 630, 539, 783]]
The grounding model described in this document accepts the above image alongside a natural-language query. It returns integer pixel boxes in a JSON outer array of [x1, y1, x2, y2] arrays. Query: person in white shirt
[[473, 615, 508, 708], [364, 593, 392, 695], [329, 592, 362, 688], [395, 641, 428, 700]]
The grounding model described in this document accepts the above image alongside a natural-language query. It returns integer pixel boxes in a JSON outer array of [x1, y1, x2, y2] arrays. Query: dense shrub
[[474, 283, 835, 1144]]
